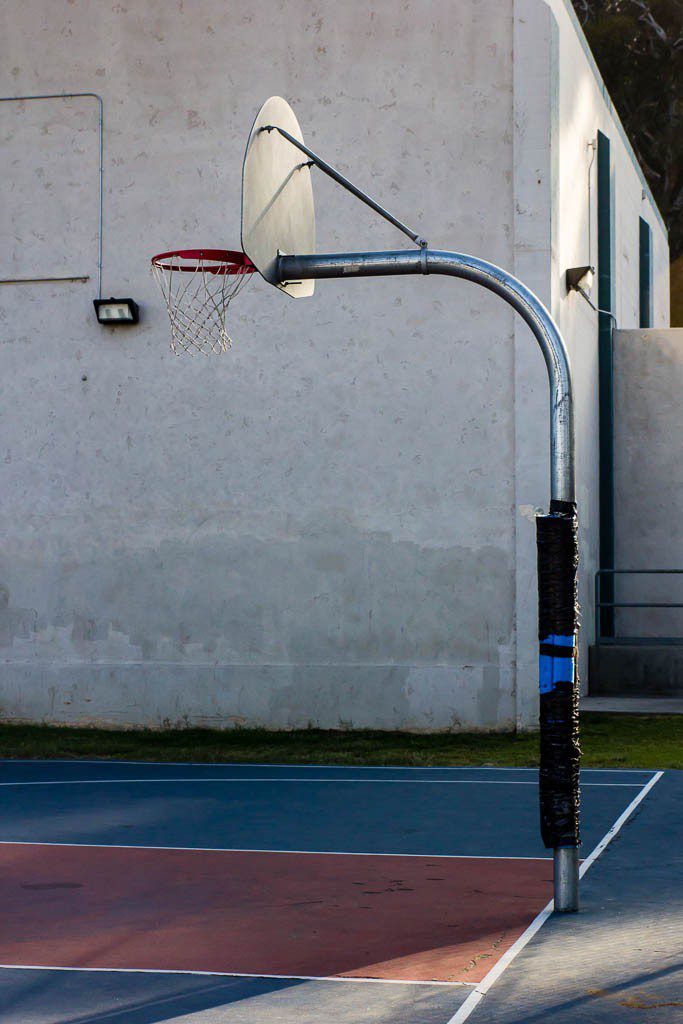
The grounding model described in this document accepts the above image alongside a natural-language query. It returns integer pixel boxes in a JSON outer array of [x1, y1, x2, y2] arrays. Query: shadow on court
[[0, 972, 465, 1024], [472, 770, 683, 1023]]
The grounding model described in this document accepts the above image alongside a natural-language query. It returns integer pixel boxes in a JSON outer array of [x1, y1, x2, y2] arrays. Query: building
[[0, 0, 671, 730]]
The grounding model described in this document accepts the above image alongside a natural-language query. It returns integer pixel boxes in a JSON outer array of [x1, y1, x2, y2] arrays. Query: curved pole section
[[279, 249, 574, 502], [279, 248, 579, 913]]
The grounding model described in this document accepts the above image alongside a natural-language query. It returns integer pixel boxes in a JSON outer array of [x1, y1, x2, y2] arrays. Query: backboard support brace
[[262, 125, 428, 249]]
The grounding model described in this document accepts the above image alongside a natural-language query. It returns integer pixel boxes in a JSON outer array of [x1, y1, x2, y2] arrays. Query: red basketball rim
[[151, 249, 256, 275]]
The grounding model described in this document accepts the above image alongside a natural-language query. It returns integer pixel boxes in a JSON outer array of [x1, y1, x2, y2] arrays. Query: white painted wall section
[[0, 0, 517, 730], [614, 329, 683, 638], [0, 0, 669, 729]]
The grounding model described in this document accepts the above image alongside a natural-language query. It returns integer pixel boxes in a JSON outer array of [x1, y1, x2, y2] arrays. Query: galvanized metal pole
[[279, 248, 579, 912]]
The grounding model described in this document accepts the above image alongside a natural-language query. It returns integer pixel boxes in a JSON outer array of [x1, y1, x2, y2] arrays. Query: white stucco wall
[[0, 0, 669, 730], [511, 0, 669, 724], [1, 0, 519, 730], [550, 0, 669, 686], [548, 0, 669, 328], [614, 329, 683, 638]]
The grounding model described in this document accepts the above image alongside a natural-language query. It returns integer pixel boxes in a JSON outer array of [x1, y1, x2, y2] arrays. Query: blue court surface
[[0, 759, 678, 1023]]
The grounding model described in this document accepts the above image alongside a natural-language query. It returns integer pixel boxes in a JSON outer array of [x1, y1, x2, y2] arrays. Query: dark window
[[639, 217, 653, 328]]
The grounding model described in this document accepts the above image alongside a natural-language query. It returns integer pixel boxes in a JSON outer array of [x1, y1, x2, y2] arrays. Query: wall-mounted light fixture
[[93, 298, 139, 324], [565, 264, 618, 328], [565, 265, 595, 294]]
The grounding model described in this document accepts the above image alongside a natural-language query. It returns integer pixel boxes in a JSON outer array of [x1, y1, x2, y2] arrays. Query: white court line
[[0, 758, 655, 773], [445, 770, 665, 1024], [577, 771, 665, 877], [0, 840, 553, 860], [0, 962, 473, 988], [0, 777, 642, 787]]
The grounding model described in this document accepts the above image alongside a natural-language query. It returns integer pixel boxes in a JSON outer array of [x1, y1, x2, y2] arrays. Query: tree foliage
[[572, 0, 682, 259]]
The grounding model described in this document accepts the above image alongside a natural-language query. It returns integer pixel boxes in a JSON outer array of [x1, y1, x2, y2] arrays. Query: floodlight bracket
[[261, 125, 428, 249]]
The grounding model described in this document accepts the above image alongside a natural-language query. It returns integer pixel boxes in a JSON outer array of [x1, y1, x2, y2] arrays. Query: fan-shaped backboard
[[241, 97, 316, 298]]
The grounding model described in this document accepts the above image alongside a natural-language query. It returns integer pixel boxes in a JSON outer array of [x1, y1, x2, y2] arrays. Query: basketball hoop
[[151, 249, 256, 355]]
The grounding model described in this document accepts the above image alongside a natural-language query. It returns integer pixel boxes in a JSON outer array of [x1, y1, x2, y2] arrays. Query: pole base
[[553, 846, 579, 912]]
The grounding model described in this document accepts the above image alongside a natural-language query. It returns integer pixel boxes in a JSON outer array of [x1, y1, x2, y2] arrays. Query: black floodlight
[[565, 265, 594, 294], [93, 298, 139, 325]]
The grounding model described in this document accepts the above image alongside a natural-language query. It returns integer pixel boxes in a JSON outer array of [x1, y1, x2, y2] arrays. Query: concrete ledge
[[582, 695, 683, 715], [589, 644, 683, 696]]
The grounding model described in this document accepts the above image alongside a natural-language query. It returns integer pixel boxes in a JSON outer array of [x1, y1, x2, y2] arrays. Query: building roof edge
[[556, 0, 668, 237]]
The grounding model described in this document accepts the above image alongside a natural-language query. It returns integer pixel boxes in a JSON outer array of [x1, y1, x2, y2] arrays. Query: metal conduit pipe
[[0, 92, 104, 297], [279, 248, 579, 912]]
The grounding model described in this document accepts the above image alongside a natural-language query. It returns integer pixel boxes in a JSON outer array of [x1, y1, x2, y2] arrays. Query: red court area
[[0, 843, 552, 983]]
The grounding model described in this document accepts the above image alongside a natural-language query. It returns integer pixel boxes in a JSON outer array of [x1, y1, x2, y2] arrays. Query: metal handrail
[[595, 569, 683, 645]]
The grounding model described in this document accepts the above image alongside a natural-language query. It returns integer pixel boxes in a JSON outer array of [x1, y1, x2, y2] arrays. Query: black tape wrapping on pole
[[537, 499, 581, 848]]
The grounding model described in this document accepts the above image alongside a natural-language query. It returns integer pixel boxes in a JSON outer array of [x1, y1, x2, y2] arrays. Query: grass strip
[[0, 714, 680, 769]]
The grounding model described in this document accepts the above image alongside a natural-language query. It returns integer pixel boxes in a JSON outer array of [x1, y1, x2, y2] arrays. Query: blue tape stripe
[[539, 634, 576, 694], [542, 634, 574, 647]]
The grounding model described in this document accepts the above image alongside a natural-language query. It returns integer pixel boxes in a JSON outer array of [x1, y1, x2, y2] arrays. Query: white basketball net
[[151, 250, 254, 355]]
